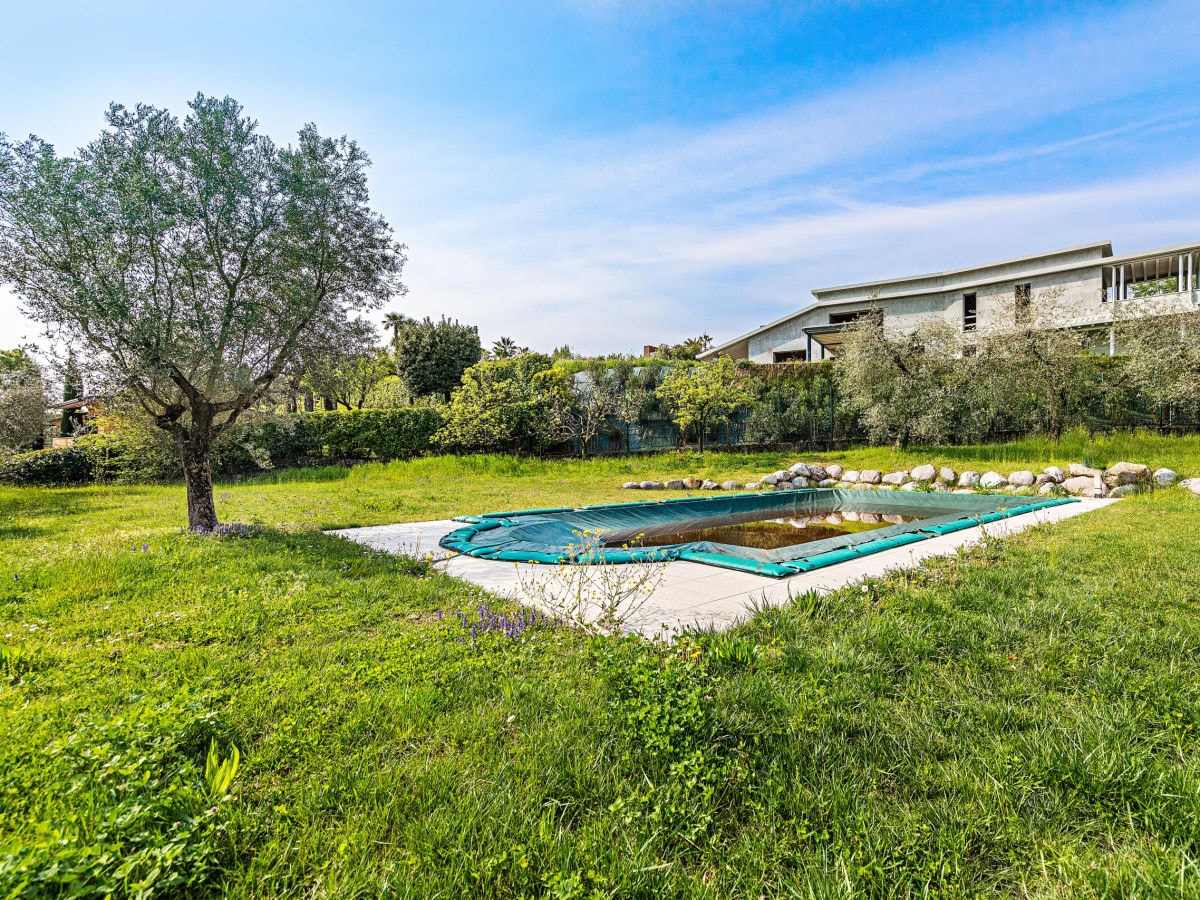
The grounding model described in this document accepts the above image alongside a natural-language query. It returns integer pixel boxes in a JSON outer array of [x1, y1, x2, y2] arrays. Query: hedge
[[0, 446, 96, 487], [0, 408, 447, 487]]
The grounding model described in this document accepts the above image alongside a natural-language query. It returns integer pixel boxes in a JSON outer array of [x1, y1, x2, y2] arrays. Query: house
[[699, 239, 1200, 363]]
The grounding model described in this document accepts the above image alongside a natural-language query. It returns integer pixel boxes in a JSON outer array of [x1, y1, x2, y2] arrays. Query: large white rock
[[1037, 482, 1059, 496], [911, 463, 937, 482], [841, 470, 860, 484], [807, 465, 830, 481], [1180, 478, 1200, 495], [1109, 485, 1140, 498], [721, 480, 742, 490], [745, 482, 761, 490], [1062, 475, 1103, 496], [959, 471, 980, 487], [1104, 461, 1150, 487], [792, 476, 810, 488], [772, 470, 790, 482], [826, 464, 844, 480], [817, 478, 838, 488], [881, 470, 910, 485], [1042, 466, 1065, 483], [979, 471, 1008, 489], [664, 479, 686, 489], [789, 462, 811, 477], [859, 469, 883, 485], [622, 481, 641, 489], [1069, 463, 1101, 478], [701, 479, 720, 490], [761, 474, 779, 486], [1008, 470, 1036, 486], [640, 481, 664, 490], [1153, 468, 1179, 487], [939, 467, 957, 484], [900, 481, 921, 491]]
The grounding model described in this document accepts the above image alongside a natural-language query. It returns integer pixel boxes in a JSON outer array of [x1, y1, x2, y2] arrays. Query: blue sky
[[3, 0, 1200, 356]]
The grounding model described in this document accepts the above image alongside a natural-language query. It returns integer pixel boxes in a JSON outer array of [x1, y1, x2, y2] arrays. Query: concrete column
[[806, 334, 813, 362], [1109, 326, 1116, 357], [1180, 255, 1185, 293], [1119, 266, 1125, 301], [1189, 253, 1194, 293]]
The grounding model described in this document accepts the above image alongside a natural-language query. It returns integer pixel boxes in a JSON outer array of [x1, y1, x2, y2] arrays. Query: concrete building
[[699, 239, 1200, 363]]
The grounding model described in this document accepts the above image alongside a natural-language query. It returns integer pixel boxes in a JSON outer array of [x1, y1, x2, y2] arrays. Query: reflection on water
[[621, 511, 921, 551]]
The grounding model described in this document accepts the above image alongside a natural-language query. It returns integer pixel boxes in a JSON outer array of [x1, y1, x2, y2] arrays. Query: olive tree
[[541, 360, 620, 458], [655, 356, 753, 452], [836, 318, 960, 450], [0, 348, 45, 454], [0, 95, 404, 527], [971, 285, 1097, 439]]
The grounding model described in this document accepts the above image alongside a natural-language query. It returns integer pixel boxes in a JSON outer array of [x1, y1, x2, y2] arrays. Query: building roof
[[700, 237, 1200, 360], [809, 240, 1113, 296]]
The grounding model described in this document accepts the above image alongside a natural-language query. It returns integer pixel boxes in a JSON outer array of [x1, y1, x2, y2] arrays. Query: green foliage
[[394, 316, 482, 400], [0, 693, 235, 897], [434, 355, 559, 453], [0, 445, 94, 486], [655, 357, 753, 451], [0, 408, 447, 486], [289, 408, 445, 460], [598, 637, 743, 843], [0, 349, 44, 454], [836, 319, 960, 449]]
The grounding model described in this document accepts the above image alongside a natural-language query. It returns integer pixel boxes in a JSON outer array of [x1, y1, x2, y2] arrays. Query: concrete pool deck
[[328, 497, 1118, 635]]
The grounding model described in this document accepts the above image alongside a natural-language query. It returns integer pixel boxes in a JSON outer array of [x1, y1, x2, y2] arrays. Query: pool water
[[621, 511, 921, 551]]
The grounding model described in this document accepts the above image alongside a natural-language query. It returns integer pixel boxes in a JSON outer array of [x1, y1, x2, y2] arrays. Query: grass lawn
[[3, 433, 1200, 897]]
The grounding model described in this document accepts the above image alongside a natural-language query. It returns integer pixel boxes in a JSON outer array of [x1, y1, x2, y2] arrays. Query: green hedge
[[288, 408, 446, 461], [0, 446, 96, 487], [0, 408, 447, 487]]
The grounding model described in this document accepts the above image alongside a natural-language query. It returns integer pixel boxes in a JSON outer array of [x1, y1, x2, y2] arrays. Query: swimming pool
[[439, 489, 1077, 577]]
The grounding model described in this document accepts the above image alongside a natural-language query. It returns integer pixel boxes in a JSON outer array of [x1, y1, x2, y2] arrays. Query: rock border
[[622, 460, 1187, 499]]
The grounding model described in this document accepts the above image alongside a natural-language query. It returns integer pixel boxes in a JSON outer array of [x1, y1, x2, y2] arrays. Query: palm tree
[[383, 312, 411, 344], [491, 336, 519, 359]]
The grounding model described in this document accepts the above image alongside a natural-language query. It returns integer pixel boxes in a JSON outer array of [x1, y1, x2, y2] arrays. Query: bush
[[0, 446, 95, 486], [0, 408, 448, 486], [292, 408, 446, 460]]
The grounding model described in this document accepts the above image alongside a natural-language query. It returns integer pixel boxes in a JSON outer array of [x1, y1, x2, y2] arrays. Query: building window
[[962, 292, 977, 332], [773, 350, 807, 363], [828, 309, 882, 325], [1015, 282, 1032, 324]]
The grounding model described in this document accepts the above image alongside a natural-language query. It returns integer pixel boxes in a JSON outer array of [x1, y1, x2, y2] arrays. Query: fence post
[[828, 380, 835, 445]]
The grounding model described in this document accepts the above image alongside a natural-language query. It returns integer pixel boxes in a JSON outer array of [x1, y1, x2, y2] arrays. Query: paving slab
[[328, 498, 1118, 635]]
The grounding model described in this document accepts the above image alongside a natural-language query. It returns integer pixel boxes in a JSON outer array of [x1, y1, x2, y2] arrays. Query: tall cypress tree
[[60, 351, 81, 436]]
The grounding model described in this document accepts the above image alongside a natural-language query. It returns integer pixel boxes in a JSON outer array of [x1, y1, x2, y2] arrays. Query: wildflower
[[505, 714, 516, 725]]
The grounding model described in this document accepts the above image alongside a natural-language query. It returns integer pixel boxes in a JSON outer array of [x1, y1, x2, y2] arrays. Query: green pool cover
[[439, 489, 1077, 577]]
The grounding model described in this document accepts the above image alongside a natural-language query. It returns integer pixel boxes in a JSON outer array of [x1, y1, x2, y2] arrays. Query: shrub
[[291, 408, 446, 460], [0, 445, 95, 486]]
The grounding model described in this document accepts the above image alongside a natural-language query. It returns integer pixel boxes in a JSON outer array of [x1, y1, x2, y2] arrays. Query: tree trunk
[[303, 390, 314, 413], [323, 396, 336, 411], [179, 433, 218, 530]]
